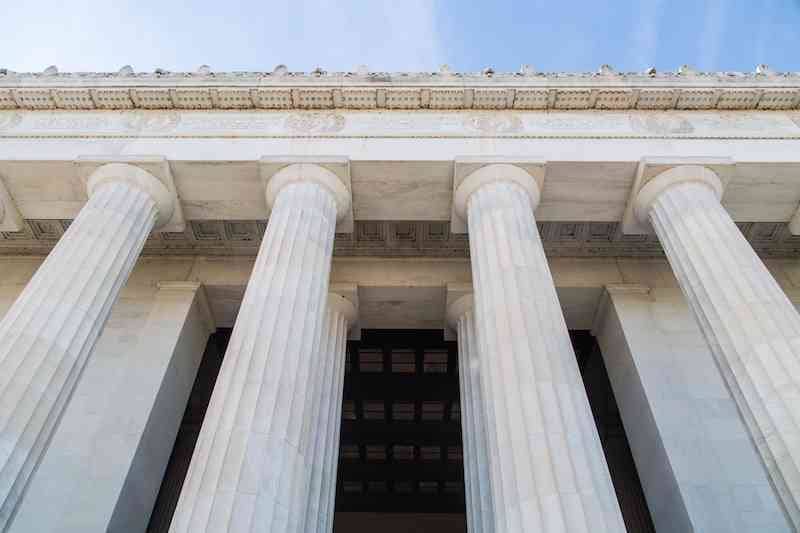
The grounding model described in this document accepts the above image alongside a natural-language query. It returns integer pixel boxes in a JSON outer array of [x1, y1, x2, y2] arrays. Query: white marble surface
[[449, 295, 494, 533], [595, 286, 792, 532], [304, 294, 355, 533], [0, 165, 170, 530], [640, 173, 800, 529], [0, 132, 799, 225], [460, 164, 625, 532], [8, 282, 211, 533], [170, 174, 344, 532]]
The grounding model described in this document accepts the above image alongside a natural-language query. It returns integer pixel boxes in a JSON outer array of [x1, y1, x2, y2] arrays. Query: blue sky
[[2, 0, 799, 73]]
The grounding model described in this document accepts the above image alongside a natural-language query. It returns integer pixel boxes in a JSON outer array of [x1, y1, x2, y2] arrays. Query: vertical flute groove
[[304, 305, 349, 533], [466, 181, 626, 533], [0, 181, 159, 531], [170, 182, 337, 533], [649, 181, 800, 528], [456, 306, 495, 533]]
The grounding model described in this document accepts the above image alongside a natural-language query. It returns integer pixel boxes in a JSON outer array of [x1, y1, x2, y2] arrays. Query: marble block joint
[[456, 163, 626, 532], [0, 163, 173, 530]]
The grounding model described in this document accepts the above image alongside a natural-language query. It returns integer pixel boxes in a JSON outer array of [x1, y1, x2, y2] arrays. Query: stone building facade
[[0, 65, 799, 532]]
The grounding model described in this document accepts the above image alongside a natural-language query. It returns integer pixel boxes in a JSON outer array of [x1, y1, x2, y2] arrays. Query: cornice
[[1, 65, 799, 112]]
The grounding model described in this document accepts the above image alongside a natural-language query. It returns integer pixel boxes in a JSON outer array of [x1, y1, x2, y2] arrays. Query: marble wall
[[595, 287, 792, 532], [2, 278, 212, 532]]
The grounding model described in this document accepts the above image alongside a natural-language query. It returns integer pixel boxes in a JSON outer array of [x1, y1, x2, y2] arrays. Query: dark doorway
[[148, 329, 654, 532], [334, 329, 465, 530]]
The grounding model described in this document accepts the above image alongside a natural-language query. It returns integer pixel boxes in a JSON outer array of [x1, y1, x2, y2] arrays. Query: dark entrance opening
[[334, 330, 465, 532], [148, 328, 654, 532]]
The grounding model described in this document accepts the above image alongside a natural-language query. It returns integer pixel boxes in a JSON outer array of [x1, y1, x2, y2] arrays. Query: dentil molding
[[1, 66, 800, 112]]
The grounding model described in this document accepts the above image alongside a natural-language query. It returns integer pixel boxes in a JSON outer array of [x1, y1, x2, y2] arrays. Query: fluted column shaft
[[170, 164, 349, 533], [304, 294, 355, 533], [640, 166, 800, 528], [457, 164, 625, 533], [0, 163, 173, 531], [448, 295, 494, 533]]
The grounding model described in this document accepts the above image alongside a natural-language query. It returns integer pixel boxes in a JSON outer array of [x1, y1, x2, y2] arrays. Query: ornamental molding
[[1, 110, 799, 140], [1, 68, 800, 112], [2, 219, 799, 259]]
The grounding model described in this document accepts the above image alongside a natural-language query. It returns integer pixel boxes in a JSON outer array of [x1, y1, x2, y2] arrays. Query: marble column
[[170, 163, 350, 533], [454, 163, 626, 533], [304, 293, 356, 533], [447, 294, 494, 533], [0, 163, 174, 531], [634, 165, 800, 529]]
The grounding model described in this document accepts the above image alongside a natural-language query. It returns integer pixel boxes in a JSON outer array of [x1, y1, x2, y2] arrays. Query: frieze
[[2, 219, 800, 259], [1, 110, 799, 139]]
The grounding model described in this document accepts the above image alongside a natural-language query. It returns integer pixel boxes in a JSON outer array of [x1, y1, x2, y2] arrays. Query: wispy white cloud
[[0, 0, 447, 72]]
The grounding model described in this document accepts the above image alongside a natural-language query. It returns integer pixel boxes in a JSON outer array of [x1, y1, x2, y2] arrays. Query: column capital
[[446, 293, 474, 330], [0, 175, 23, 232], [260, 157, 353, 232], [77, 156, 184, 232], [621, 157, 734, 234], [327, 292, 358, 329], [87, 163, 174, 229], [634, 165, 724, 223], [450, 158, 545, 233], [453, 163, 542, 223]]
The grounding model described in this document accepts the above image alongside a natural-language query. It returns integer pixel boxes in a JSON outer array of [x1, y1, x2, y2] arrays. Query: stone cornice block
[[0, 174, 22, 231], [621, 156, 736, 235], [74, 155, 186, 233], [330, 282, 360, 339], [259, 155, 354, 233], [450, 157, 546, 233], [4, 70, 798, 111]]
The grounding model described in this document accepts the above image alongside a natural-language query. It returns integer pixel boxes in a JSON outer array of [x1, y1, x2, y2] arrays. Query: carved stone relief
[[284, 113, 346, 134], [630, 114, 694, 135]]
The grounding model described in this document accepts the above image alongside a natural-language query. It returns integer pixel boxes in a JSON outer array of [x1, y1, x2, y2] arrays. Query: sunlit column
[[635, 164, 800, 528], [304, 293, 357, 533], [170, 163, 350, 533], [0, 163, 174, 530], [448, 294, 495, 533], [455, 163, 626, 532]]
